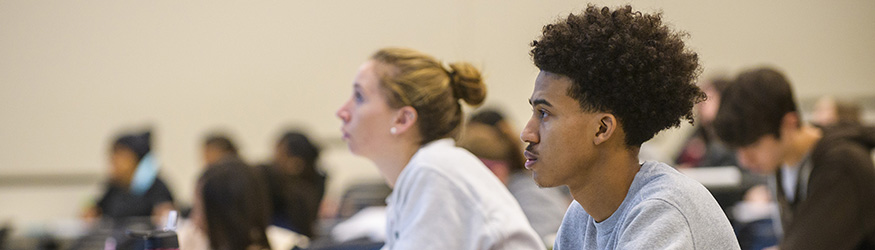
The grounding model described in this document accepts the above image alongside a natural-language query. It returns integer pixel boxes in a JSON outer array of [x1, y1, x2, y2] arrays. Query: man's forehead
[[531, 71, 573, 103]]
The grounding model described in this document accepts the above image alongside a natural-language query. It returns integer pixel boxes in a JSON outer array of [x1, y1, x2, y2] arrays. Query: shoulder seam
[[641, 198, 696, 248]]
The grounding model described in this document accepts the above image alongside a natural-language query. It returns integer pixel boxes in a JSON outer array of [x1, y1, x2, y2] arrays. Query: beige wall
[[2, 0, 874, 229]]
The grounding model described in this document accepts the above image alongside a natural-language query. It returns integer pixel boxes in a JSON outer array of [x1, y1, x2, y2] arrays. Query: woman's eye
[[354, 92, 364, 103]]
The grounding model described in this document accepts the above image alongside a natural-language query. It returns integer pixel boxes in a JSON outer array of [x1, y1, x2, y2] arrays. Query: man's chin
[[532, 173, 560, 188]]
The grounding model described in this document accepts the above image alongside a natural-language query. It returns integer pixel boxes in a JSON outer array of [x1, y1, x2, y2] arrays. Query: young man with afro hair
[[521, 5, 740, 249]]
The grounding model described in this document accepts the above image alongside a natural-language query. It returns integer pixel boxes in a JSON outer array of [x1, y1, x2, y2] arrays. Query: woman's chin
[[347, 144, 363, 156]]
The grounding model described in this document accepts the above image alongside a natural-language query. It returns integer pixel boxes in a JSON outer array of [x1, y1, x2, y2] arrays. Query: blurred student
[[457, 122, 569, 244], [714, 67, 875, 249], [187, 158, 272, 250], [84, 130, 174, 225], [202, 133, 239, 166], [336, 47, 544, 249], [675, 77, 739, 169], [258, 131, 326, 238], [470, 109, 524, 154], [675, 77, 771, 214], [523, 5, 739, 249], [811, 95, 863, 128], [467, 110, 527, 184]]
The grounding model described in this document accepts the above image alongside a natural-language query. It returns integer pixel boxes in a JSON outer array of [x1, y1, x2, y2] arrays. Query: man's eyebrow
[[529, 98, 552, 107]]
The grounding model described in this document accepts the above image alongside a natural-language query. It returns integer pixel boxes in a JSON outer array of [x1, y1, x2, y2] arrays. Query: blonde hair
[[371, 47, 486, 145]]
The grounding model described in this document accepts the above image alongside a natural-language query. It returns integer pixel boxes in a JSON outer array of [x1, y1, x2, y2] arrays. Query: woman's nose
[[336, 101, 351, 123]]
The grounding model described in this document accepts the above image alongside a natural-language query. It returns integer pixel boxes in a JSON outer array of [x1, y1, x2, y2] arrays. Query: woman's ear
[[593, 113, 617, 146], [392, 106, 418, 135]]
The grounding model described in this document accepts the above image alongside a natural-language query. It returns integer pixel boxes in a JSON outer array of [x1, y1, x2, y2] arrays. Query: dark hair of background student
[[198, 158, 271, 250], [713, 67, 798, 148], [204, 134, 238, 156], [260, 131, 326, 237]]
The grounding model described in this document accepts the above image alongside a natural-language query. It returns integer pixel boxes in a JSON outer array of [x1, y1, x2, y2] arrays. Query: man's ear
[[392, 106, 418, 134], [593, 113, 617, 146], [779, 112, 800, 138]]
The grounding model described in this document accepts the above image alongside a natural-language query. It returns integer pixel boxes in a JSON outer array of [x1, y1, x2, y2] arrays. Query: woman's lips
[[340, 129, 350, 140]]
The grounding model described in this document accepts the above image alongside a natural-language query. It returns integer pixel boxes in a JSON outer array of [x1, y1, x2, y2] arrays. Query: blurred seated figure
[[677, 76, 778, 249], [730, 185, 779, 250], [675, 77, 738, 169], [307, 181, 391, 249], [333, 182, 391, 220], [202, 133, 240, 166], [459, 111, 570, 245], [469, 109, 521, 154], [714, 67, 875, 249], [84, 130, 174, 226], [674, 77, 772, 215], [811, 95, 863, 128], [182, 157, 273, 250], [172, 132, 242, 220], [258, 131, 326, 239]]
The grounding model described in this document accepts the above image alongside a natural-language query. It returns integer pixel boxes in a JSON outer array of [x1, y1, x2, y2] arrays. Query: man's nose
[[520, 118, 539, 144]]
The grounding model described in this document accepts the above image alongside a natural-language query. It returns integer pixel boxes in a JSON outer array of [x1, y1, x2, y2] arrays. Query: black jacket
[[777, 124, 875, 250]]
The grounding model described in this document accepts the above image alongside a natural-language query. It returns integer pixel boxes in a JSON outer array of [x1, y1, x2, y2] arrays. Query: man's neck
[[568, 148, 641, 222], [783, 125, 822, 167]]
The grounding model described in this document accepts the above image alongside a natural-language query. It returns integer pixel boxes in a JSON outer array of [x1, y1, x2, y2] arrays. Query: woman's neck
[[372, 139, 420, 188]]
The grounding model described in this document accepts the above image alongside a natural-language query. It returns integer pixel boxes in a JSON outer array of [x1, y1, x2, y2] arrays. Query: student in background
[[714, 67, 875, 249], [674, 76, 769, 213], [469, 110, 525, 157], [523, 5, 739, 248], [467, 110, 526, 184], [675, 77, 739, 169], [259, 131, 326, 238], [188, 157, 272, 250], [84, 130, 174, 225], [811, 95, 863, 128], [173, 133, 239, 220], [202, 133, 239, 166], [457, 121, 569, 245], [336, 47, 544, 249]]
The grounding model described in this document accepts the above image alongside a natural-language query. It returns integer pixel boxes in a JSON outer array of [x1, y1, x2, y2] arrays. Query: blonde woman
[[336, 48, 544, 249]]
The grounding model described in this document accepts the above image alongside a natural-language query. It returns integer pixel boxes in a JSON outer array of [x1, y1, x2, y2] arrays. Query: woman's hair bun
[[447, 62, 486, 106]]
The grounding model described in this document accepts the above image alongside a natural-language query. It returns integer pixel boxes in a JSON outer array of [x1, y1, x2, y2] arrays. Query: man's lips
[[524, 150, 539, 169]]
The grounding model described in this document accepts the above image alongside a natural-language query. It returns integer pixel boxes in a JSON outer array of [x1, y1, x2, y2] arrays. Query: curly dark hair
[[531, 5, 704, 146]]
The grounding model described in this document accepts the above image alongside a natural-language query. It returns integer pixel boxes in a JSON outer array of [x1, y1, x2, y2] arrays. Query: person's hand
[[151, 202, 175, 226], [81, 206, 100, 225], [744, 184, 771, 203]]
